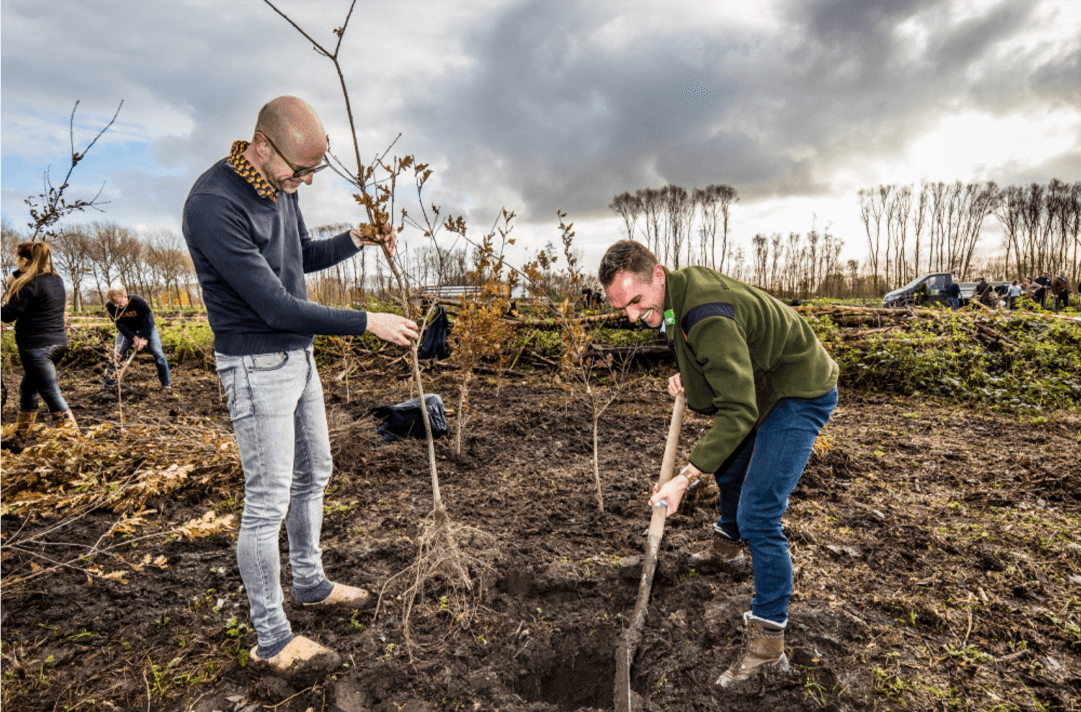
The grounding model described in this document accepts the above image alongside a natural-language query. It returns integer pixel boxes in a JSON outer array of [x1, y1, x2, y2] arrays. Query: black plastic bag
[[418, 307, 450, 361], [369, 394, 449, 442]]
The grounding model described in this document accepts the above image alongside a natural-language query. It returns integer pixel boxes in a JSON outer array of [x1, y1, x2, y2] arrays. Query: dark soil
[[2, 351, 1079, 712]]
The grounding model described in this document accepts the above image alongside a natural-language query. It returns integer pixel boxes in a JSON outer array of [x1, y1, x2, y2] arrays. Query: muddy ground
[[1, 350, 1079, 712]]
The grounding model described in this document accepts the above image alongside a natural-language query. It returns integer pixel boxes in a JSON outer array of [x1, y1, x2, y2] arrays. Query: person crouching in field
[[1, 241, 79, 441], [102, 286, 171, 393], [599, 240, 838, 690]]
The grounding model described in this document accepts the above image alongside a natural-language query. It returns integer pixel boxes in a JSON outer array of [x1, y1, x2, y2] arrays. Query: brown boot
[[15, 410, 38, 439], [715, 612, 789, 688], [689, 529, 746, 570], [51, 411, 81, 437]]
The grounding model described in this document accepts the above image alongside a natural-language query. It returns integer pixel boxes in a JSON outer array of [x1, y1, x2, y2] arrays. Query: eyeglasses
[[258, 131, 330, 179]]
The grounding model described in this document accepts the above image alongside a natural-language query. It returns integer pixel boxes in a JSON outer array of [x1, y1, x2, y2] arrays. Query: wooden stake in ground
[[614, 391, 686, 712]]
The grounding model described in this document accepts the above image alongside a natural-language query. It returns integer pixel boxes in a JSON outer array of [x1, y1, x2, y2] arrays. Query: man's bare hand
[[648, 475, 690, 517], [668, 373, 684, 397], [350, 223, 397, 257], [134, 337, 148, 352], [365, 312, 418, 346]]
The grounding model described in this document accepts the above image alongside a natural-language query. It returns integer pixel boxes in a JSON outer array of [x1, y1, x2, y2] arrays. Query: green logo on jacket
[[664, 309, 675, 326]]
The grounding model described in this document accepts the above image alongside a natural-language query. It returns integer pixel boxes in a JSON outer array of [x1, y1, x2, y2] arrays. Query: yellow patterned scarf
[[227, 140, 277, 202]]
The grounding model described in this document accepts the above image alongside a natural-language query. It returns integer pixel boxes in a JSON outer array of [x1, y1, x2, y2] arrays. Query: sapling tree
[[445, 210, 518, 457], [265, 0, 495, 655], [445, 209, 638, 513], [523, 212, 638, 512], [25, 101, 123, 242]]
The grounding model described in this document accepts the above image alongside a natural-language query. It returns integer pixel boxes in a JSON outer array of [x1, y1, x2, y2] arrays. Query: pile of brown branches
[[0, 420, 241, 520]]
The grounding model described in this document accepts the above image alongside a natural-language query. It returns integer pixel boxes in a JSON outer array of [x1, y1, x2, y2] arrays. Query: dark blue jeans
[[103, 327, 170, 388], [712, 386, 838, 624], [18, 345, 71, 413]]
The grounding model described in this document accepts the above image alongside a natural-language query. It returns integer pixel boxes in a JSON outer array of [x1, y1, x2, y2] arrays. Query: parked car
[[881, 273, 1008, 308]]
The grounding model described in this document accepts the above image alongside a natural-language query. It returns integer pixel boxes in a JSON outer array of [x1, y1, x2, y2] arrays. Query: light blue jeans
[[712, 386, 837, 624], [215, 347, 336, 658], [104, 327, 170, 387]]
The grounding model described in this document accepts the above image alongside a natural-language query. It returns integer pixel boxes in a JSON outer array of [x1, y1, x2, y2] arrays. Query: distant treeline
[[3, 179, 1077, 311], [859, 179, 1080, 291], [609, 179, 1079, 300]]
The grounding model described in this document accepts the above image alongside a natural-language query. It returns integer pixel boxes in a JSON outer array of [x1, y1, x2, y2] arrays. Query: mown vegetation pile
[[801, 305, 1081, 412]]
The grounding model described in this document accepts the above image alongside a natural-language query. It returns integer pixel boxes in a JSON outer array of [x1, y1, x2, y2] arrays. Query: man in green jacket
[[600, 240, 838, 688]]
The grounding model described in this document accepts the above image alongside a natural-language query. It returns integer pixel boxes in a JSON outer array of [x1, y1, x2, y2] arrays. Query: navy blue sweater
[[1, 273, 68, 350], [182, 158, 369, 356], [106, 294, 156, 340]]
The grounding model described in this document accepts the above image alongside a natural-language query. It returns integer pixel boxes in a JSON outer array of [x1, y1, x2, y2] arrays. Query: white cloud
[[2, 0, 1079, 274], [907, 109, 1081, 182]]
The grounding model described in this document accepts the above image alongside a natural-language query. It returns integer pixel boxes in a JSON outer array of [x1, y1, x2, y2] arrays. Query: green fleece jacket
[[662, 267, 838, 473]]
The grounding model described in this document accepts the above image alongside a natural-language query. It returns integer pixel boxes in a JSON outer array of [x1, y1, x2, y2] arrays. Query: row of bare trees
[[995, 180, 1080, 283], [4, 214, 568, 312], [609, 184, 738, 271], [859, 180, 1080, 290], [2, 217, 416, 312], [749, 223, 849, 298], [607, 186, 865, 299], [2, 219, 197, 311], [6, 179, 1075, 312]]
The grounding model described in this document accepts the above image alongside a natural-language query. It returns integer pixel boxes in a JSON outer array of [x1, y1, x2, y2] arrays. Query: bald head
[[255, 96, 327, 157], [245, 96, 329, 194]]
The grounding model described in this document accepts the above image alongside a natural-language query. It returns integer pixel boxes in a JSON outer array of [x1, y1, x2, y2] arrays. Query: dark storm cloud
[[406, 1, 769, 223], [766, 1, 1041, 163], [929, 1, 1033, 67], [1027, 45, 1081, 107], [405, 0, 1077, 228], [3, 0, 1078, 246]]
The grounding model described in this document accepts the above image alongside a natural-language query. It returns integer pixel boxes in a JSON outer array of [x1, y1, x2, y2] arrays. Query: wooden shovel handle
[[615, 390, 688, 712], [656, 391, 687, 491]]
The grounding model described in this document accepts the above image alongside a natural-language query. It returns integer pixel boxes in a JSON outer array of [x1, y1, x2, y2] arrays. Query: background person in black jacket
[[1, 241, 79, 439], [975, 278, 995, 308], [1050, 276, 1071, 313], [1034, 275, 1052, 308], [945, 280, 962, 311], [102, 286, 171, 392]]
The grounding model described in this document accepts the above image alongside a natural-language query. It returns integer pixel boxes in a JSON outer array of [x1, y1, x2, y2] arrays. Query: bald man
[[182, 96, 417, 677]]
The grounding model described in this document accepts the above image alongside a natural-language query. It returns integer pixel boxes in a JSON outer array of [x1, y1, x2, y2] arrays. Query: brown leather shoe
[[301, 582, 374, 610], [715, 612, 789, 688], [249, 635, 341, 680], [688, 530, 746, 570]]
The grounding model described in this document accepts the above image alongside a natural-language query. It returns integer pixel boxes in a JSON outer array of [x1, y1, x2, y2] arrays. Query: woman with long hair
[[2, 241, 79, 439]]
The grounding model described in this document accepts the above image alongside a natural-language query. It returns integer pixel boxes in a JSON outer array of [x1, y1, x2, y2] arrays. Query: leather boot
[[51, 411, 81, 437], [15, 410, 38, 439], [715, 611, 789, 688], [688, 529, 746, 570]]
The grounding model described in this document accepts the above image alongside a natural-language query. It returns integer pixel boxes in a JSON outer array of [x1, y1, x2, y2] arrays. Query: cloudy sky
[[2, 0, 1079, 273]]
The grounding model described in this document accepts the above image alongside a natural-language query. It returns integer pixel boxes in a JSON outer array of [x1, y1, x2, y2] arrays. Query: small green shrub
[[158, 321, 216, 368]]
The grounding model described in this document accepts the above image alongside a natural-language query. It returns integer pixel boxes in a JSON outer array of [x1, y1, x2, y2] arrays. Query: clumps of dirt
[[2, 359, 1080, 712]]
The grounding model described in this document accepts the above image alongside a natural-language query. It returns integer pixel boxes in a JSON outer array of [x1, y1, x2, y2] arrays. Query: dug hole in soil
[[1, 351, 1079, 712]]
